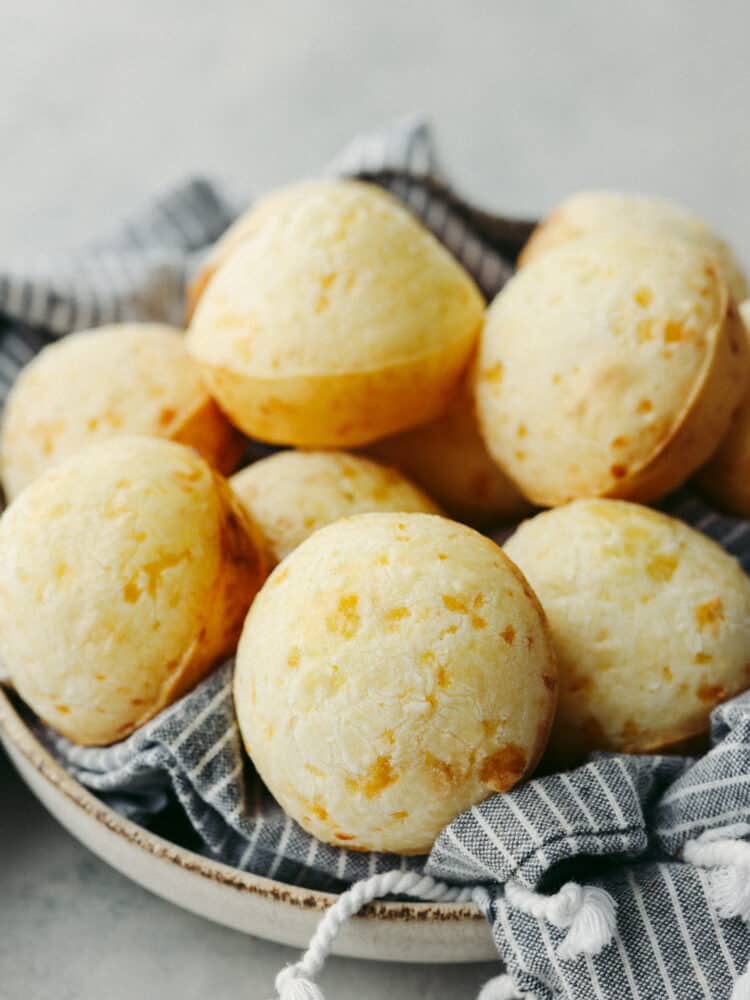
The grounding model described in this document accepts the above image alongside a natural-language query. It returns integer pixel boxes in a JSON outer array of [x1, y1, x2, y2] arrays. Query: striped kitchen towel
[[3, 118, 750, 999]]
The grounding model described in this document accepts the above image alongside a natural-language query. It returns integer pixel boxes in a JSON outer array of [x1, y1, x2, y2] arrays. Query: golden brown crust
[[196, 342, 472, 448], [170, 395, 246, 476], [604, 300, 749, 503]]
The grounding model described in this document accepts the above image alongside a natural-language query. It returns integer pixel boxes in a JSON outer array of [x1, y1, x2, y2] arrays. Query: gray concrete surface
[[1, 1, 749, 997]]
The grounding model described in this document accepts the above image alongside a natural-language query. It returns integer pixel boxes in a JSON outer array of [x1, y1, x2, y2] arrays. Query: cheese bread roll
[[368, 375, 531, 524], [187, 180, 483, 447], [186, 181, 324, 321], [0, 323, 244, 500], [519, 191, 748, 304], [231, 450, 439, 564], [475, 234, 749, 507], [0, 437, 267, 745], [235, 512, 557, 854], [504, 499, 750, 761], [697, 301, 750, 515]]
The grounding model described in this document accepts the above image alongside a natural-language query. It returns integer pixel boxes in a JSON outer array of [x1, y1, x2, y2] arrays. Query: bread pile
[[1, 180, 749, 854]]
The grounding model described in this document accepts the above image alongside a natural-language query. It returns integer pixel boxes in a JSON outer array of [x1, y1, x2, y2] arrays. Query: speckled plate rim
[[0, 686, 495, 963]]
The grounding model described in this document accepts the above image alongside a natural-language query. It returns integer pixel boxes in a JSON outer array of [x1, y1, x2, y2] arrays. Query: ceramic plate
[[0, 687, 494, 963]]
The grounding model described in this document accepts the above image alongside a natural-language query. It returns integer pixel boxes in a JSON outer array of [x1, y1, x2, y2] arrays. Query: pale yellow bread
[[367, 375, 531, 524], [187, 179, 484, 447], [0, 437, 268, 746], [186, 181, 325, 321], [504, 499, 750, 762], [234, 512, 557, 854], [231, 450, 440, 564], [519, 191, 749, 304], [0, 323, 245, 501], [475, 234, 749, 507], [698, 300, 750, 514]]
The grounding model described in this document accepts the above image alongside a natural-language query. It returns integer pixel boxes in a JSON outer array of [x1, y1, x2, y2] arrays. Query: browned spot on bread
[[543, 674, 556, 691], [385, 606, 411, 630], [662, 665, 674, 681], [697, 682, 727, 703], [123, 580, 141, 603], [479, 744, 526, 792], [287, 647, 300, 668], [595, 628, 609, 641], [94, 673, 106, 681], [382, 729, 395, 746], [159, 407, 176, 427], [501, 625, 516, 645], [361, 755, 398, 799], [481, 719, 499, 738], [634, 287, 653, 307], [424, 753, 457, 793], [376, 553, 390, 565], [442, 595, 474, 627], [517, 423, 527, 438], [695, 598, 724, 634], [610, 464, 628, 479], [694, 652, 712, 665], [437, 665, 449, 688], [611, 436, 628, 449], [636, 318, 654, 342], [442, 593, 486, 629], [664, 321, 688, 343], [55, 705, 70, 714], [569, 672, 593, 694], [622, 719, 638, 741], [483, 362, 503, 384], [335, 832, 355, 841], [131, 698, 146, 706], [647, 553, 678, 582], [326, 593, 361, 638], [311, 802, 328, 821], [637, 398, 653, 414], [514, 450, 526, 461], [272, 568, 289, 586], [437, 553, 448, 560], [391, 811, 409, 819], [439, 625, 458, 639], [425, 693, 438, 714]]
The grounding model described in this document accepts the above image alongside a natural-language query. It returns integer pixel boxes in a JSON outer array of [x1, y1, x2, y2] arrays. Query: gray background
[[1, 1, 749, 997]]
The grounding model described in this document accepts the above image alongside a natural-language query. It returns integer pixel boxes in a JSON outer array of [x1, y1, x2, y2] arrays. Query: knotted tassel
[[504, 880, 617, 960], [683, 823, 750, 922], [477, 973, 535, 999], [270, 869, 477, 999], [683, 823, 750, 1000], [733, 962, 750, 1000]]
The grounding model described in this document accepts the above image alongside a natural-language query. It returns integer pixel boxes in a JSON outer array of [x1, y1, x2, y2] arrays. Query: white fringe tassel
[[683, 822, 750, 1000], [476, 972, 533, 999], [504, 879, 617, 960], [272, 869, 475, 1000], [271, 870, 615, 999]]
